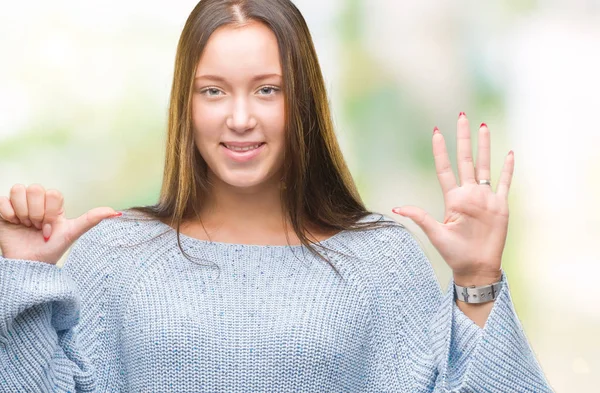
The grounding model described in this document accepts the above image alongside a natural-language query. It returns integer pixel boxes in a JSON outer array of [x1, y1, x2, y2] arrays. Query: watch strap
[[454, 280, 502, 304]]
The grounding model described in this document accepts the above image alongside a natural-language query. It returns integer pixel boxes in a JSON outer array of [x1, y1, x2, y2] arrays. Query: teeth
[[224, 143, 262, 152]]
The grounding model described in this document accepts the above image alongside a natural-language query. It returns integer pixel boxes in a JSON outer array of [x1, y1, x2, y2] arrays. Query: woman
[[0, 0, 552, 391]]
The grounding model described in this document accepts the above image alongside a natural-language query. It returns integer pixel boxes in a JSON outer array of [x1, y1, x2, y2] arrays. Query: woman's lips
[[220, 142, 266, 162]]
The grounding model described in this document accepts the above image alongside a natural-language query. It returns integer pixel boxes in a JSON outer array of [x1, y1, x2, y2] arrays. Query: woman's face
[[192, 22, 285, 192]]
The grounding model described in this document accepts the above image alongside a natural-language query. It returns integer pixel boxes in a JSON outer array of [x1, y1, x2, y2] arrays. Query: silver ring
[[478, 179, 491, 186]]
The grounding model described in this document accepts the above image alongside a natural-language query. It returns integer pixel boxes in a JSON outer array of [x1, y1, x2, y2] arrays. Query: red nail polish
[[44, 236, 50, 243], [459, 112, 466, 118], [112, 212, 123, 217], [433, 126, 440, 135], [480, 122, 487, 128]]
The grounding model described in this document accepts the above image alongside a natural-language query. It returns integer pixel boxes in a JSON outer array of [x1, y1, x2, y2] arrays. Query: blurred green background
[[1, 1, 599, 391]]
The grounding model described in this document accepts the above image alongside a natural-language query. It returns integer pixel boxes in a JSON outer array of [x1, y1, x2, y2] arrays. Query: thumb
[[392, 206, 440, 240], [69, 207, 121, 242]]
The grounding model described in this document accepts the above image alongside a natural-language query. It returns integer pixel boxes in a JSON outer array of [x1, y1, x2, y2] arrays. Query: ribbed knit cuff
[[444, 274, 502, 390], [437, 272, 552, 392], [0, 257, 94, 392], [0, 257, 80, 337]]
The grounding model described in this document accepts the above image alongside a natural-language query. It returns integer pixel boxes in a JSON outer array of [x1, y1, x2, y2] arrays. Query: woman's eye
[[257, 86, 279, 95], [201, 88, 223, 96]]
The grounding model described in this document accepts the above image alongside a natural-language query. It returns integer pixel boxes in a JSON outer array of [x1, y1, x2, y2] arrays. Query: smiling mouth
[[221, 143, 265, 152]]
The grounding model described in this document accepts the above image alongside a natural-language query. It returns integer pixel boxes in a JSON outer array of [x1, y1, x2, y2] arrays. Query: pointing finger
[[69, 207, 121, 243]]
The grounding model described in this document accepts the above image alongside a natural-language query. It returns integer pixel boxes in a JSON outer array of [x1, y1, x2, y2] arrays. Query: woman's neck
[[177, 177, 335, 246], [206, 181, 286, 229], [182, 176, 300, 245]]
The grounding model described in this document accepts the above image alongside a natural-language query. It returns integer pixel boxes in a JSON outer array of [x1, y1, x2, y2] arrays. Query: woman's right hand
[[0, 184, 121, 265]]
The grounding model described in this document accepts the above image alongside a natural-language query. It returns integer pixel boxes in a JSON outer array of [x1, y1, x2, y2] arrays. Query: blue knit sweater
[[0, 212, 552, 392]]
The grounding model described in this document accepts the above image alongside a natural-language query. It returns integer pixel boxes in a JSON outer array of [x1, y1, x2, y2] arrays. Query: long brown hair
[[129, 0, 396, 276]]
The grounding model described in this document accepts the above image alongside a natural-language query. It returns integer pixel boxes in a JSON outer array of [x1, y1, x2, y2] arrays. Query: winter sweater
[[0, 212, 553, 392]]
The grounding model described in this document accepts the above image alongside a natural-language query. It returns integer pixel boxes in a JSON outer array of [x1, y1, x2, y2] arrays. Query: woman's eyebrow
[[194, 73, 282, 82], [250, 73, 282, 82]]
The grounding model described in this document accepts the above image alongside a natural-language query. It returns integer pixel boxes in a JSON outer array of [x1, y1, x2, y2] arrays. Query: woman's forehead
[[195, 22, 282, 80]]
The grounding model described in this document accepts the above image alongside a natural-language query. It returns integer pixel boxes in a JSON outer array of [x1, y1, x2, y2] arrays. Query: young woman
[[0, 0, 552, 391]]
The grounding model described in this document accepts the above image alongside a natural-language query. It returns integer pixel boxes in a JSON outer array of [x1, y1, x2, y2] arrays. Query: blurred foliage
[[0, 127, 71, 159]]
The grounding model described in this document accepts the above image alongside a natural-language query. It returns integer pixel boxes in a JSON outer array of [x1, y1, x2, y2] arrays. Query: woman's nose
[[226, 98, 257, 133]]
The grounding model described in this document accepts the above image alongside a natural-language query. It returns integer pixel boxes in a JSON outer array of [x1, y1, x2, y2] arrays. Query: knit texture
[[0, 212, 553, 392]]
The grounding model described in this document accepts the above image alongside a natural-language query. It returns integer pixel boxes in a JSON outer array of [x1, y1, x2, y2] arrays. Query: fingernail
[[42, 223, 52, 240], [509, 150, 514, 156], [392, 207, 402, 214], [480, 122, 487, 128], [433, 126, 440, 135], [459, 111, 466, 118], [44, 236, 50, 243], [112, 212, 123, 218]]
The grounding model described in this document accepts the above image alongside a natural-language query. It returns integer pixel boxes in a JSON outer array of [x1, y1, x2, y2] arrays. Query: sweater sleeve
[[427, 273, 555, 392], [0, 226, 121, 392], [378, 224, 554, 392]]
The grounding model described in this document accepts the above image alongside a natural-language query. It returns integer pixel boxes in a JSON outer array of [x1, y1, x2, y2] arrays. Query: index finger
[[432, 127, 457, 195], [0, 196, 21, 225]]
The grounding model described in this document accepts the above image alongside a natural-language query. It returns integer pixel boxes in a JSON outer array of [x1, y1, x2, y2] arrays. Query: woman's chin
[[220, 173, 275, 191], [206, 163, 282, 192]]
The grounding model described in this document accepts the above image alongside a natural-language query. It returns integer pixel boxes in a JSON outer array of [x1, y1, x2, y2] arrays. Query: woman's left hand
[[392, 112, 513, 286]]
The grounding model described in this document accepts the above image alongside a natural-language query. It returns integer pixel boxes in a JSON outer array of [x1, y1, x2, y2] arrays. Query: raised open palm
[[393, 113, 513, 284], [0, 184, 120, 265]]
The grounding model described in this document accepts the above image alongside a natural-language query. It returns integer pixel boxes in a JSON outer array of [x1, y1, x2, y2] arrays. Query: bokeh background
[[1, 1, 598, 391]]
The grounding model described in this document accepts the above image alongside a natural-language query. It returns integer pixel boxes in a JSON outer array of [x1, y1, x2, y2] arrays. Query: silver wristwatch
[[454, 280, 502, 304]]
